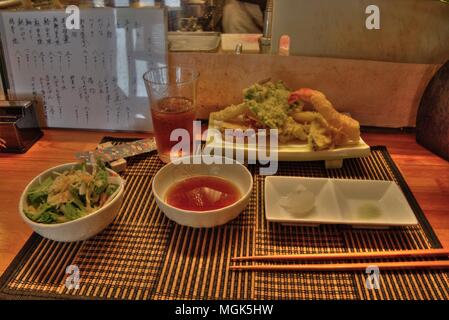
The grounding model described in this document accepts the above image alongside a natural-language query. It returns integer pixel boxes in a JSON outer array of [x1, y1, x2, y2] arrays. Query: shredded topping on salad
[[24, 160, 120, 224]]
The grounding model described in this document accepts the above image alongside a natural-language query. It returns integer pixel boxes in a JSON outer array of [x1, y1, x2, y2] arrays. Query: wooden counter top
[[0, 129, 448, 275]]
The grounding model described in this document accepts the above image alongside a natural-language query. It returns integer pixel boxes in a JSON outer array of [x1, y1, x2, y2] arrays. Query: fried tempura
[[280, 117, 308, 142], [210, 82, 361, 151], [292, 111, 325, 125], [289, 88, 360, 143], [210, 103, 248, 121], [308, 120, 334, 151]]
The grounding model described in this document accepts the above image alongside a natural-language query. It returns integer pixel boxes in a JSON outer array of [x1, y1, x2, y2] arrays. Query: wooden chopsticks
[[229, 260, 449, 272], [231, 249, 449, 262], [230, 249, 449, 272]]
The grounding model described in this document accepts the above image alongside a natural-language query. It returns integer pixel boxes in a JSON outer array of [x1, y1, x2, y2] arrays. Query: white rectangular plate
[[264, 176, 418, 228], [206, 118, 371, 162]]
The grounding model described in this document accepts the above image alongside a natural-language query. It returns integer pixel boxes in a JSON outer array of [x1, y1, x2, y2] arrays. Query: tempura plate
[[206, 118, 371, 167]]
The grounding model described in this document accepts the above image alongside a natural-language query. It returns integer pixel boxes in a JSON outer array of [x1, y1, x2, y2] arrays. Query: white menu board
[[0, 8, 167, 131]]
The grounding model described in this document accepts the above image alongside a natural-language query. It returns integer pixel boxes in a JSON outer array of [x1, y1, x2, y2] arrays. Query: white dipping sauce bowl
[[152, 155, 253, 228], [19, 162, 125, 242]]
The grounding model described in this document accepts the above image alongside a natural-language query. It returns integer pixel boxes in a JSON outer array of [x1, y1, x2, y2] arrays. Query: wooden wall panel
[[271, 0, 449, 64], [170, 53, 440, 128]]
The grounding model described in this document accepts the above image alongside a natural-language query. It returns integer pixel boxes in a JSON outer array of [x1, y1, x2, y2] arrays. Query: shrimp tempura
[[289, 88, 360, 143]]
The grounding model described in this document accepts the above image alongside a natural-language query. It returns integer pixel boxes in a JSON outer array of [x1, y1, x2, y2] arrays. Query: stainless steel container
[[0, 100, 43, 153]]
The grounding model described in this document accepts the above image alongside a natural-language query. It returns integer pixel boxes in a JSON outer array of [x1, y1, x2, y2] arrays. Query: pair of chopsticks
[[229, 249, 449, 272]]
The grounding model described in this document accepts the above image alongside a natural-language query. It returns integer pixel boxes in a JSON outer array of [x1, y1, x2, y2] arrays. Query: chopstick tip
[[228, 265, 244, 271], [231, 257, 245, 261]]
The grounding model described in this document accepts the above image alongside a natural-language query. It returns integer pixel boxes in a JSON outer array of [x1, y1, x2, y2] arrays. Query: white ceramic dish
[[19, 162, 125, 242], [264, 176, 418, 228], [152, 155, 253, 228], [206, 118, 371, 168]]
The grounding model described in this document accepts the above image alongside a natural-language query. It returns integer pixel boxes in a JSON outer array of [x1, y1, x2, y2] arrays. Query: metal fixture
[[165, 0, 217, 32], [259, 0, 273, 54], [235, 42, 243, 54]]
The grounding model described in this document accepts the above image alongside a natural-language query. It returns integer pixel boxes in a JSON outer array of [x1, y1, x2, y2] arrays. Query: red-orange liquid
[[166, 176, 241, 211], [151, 97, 196, 162]]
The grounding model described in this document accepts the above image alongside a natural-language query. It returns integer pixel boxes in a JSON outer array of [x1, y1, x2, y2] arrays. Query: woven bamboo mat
[[1, 139, 448, 300]]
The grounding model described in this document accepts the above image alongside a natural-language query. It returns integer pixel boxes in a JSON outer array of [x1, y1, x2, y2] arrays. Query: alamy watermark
[[365, 265, 380, 290], [65, 5, 80, 30], [168, 121, 279, 176], [65, 264, 80, 290], [365, 5, 381, 30]]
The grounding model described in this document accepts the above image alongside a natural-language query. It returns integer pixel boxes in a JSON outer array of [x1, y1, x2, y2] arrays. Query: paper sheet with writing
[[0, 8, 167, 131]]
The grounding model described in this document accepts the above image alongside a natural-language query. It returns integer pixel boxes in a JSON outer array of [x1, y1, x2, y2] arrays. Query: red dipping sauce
[[166, 176, 241, 211]]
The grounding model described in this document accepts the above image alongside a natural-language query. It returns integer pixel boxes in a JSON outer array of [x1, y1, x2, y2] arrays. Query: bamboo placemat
[[1, 139, 448, 300]]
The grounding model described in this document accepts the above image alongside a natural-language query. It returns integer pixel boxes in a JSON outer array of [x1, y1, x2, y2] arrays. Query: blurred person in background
[[222, 0, 266, 33]]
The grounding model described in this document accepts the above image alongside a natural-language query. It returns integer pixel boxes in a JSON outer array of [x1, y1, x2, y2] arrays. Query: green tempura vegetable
[[243, 81, 303, 129]]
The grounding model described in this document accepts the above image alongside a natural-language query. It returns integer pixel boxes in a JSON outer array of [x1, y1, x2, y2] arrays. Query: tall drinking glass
[[143, 66, 199, 163]]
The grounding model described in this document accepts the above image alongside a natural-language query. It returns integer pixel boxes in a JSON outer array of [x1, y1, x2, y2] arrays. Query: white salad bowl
[[152, 155, 253, 228], [19, 162, 125, 242]]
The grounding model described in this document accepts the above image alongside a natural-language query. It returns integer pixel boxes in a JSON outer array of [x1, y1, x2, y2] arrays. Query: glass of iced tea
[[143, 66, 199, 163]]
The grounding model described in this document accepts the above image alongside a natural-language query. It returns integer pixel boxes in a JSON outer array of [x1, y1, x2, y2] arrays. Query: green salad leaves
[[24, 160, 120, 224]]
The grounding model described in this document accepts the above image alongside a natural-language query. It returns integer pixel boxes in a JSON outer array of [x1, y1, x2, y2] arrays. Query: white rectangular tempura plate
[[206, 119, 371, 162], [264, 177, 418, 228]]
